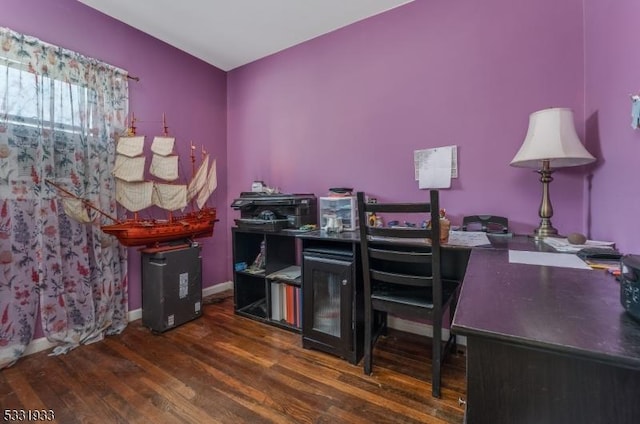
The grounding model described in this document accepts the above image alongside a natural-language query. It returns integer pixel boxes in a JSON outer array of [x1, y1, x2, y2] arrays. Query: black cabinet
[[299, 233, 363, 364], [232, 228, 301, 332], [141, 243, 202, 333]]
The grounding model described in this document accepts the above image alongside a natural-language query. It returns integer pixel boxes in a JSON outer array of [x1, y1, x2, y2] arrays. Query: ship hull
[[101, 208, 217, 247]]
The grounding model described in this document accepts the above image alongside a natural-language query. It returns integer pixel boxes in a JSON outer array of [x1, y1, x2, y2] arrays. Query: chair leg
[[364, 303, 373, 375], [432, 321, 442, 398]]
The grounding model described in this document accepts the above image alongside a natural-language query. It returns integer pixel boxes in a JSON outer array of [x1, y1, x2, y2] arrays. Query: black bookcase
[[232, 228, 301, 332]]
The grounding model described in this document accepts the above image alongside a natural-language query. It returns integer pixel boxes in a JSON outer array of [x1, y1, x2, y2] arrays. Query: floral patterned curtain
[[0, 27, 128, 368]]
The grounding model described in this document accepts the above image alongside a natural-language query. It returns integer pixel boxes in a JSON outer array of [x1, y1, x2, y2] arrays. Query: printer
[[231, 192, 317, 231]]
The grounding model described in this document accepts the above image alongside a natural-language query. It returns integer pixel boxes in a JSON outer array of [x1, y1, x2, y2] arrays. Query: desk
[[452, 236, 640, 424]]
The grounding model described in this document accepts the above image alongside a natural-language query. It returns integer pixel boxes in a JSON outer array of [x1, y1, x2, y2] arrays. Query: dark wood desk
[[452, 236, 640, 424]]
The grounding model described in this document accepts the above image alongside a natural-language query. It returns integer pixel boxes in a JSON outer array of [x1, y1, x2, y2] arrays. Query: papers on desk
[[508, 250, 591, 270], [542, 237, 615, 253], [447, 231, 491, 247]]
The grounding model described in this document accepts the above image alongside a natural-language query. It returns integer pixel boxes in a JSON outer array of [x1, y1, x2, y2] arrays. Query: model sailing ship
[[48, 115, 218, 247]]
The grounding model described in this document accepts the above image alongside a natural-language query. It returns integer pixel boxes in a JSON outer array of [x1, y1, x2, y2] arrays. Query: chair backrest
[[462, 215, 508, 233], [356, 191, 442, 313]]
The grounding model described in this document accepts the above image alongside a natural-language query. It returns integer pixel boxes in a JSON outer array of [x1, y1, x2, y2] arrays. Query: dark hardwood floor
[[0, 291, 467, 423]]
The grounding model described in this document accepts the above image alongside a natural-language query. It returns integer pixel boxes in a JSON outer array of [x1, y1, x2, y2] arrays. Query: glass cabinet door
[[302, 254, 353, 353]]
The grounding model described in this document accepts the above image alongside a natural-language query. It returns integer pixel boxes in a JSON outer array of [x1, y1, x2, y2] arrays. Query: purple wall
[[585, 0, 640, 254], [1, 0, 229, 319], [4, 0, 636, 342], [227, 0, 587, 244]]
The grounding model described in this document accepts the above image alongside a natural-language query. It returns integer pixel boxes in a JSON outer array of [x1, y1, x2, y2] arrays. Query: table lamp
[[510, 107, 595, 239]]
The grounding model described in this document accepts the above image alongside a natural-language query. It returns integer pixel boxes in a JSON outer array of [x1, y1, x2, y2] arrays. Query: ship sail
[[152, 183, 187, 211], [149, 136, 179, 182], [113, 155, 145, 182], [116, 135, 144, 157], [116, 180, 153, 212], [196, 158, 217, 209], [187, 153, 209, 201], [62, 197, 91, 223], [113, 135, 146, 182], [150, 136, 175, 156]]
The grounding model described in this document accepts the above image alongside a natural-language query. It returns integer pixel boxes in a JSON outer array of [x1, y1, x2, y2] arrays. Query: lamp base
[[533, 161, 558, 240], [534, 220, 559, 240]]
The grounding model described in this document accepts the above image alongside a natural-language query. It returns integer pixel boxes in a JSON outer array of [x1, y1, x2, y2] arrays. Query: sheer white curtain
[[0, 27, 129, 368]]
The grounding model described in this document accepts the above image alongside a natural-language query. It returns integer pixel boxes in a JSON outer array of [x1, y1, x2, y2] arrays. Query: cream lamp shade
[[511, 108, 595, 168], [510, 107, 595, 239]]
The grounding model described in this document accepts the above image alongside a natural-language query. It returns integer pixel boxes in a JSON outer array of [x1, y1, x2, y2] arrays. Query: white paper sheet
[[414, 145, 458, 179], [417, 146, 452, 189], [447, 231, 491, 247], [542, 237, 616, 253], [508, 250, 591, 270]]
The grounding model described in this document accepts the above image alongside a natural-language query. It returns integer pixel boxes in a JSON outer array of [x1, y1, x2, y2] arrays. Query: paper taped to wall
[[415, 145, 454, 189], [414, 145, 457, 180]]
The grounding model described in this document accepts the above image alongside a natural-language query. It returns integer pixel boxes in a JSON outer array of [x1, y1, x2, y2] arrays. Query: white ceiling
[[78, 0, 414, 71]]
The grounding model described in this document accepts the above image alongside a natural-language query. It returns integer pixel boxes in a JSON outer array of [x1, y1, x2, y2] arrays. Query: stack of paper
[[542, 237, 615, 253]]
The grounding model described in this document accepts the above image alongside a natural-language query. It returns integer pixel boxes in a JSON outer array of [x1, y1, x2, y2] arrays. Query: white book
[[271, 282, 282, 321]]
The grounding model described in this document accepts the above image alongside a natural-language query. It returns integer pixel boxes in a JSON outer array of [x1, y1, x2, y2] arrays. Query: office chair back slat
[[367, 227, 432, 239], [366, 202, 432, 214], [370, 269, 434, 287], [369, 247, 432, 263], [357, 190, 457, 398]]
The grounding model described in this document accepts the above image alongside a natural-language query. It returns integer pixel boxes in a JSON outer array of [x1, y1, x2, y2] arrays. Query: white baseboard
[[203, 280, 234, 298], [388, 316, 467, 346], [24, 281, 235, 357]]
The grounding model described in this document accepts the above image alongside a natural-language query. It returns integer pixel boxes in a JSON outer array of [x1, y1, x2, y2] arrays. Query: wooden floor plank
[[0, 291, 466, 423]]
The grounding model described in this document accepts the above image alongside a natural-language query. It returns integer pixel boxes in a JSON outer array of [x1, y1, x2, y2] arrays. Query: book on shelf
[[270, 282, 283, 321], [286, 284, 295, 325], [295, 286, 301, 328]]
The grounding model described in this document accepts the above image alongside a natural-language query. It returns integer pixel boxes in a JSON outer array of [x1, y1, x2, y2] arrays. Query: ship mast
[[161, 113, 175, 223], [127, 113, 140, 222]]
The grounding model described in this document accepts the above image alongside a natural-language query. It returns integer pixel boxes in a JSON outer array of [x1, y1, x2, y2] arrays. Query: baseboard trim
[[24, 281, 235, 357], [388, 316, 467, 346]]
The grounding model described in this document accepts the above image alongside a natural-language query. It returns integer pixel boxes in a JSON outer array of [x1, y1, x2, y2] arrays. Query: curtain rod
[[127, 75, 140, 82]]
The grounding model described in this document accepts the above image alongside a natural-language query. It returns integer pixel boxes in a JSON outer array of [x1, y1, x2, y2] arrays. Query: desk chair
[[462, 215, 509, 234], [356, 191, 460, 398]]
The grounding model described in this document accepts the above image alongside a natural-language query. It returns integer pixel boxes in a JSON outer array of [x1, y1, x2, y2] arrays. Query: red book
[[286, 284, 295, 325]]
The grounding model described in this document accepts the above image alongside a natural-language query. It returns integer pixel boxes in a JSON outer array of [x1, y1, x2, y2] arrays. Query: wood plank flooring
[[0, 291, 467, 423]]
